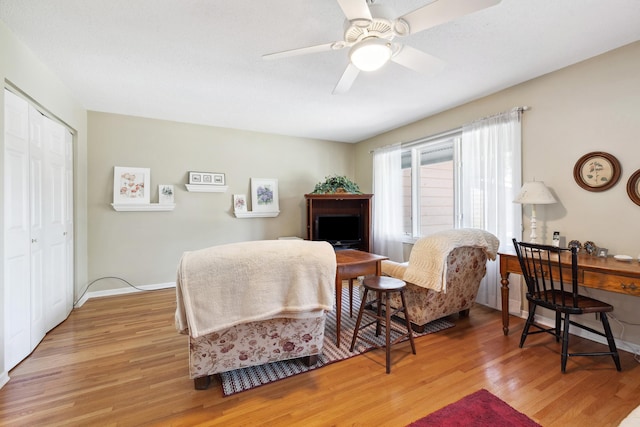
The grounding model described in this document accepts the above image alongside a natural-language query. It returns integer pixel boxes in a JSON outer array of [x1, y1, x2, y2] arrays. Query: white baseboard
[[75, 282, 176, 308], [520, 310, 640, 356], [508, 299, 522, 316], [0, 371, 9, 389]]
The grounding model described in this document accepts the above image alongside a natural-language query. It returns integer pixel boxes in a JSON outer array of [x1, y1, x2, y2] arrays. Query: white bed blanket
[[175, 240, 336, 338], [402, 228, 499, 292]]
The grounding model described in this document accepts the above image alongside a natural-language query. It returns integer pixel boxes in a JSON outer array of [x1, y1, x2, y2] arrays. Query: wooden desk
[[335, 250, 388, 347], [498, 250, 640, 335]]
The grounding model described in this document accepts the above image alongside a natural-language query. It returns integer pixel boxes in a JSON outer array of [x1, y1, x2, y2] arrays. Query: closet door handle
[[31, 238, 38, 243]]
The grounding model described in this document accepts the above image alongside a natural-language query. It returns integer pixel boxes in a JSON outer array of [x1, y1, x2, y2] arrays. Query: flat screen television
[[314, 214, 361, 245]]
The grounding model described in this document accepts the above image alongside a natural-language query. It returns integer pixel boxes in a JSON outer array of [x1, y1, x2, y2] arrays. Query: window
[[374, 109, 522, 310], [401, 132, 461, 240]]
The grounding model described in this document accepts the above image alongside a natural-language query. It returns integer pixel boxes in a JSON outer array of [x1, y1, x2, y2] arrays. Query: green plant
[[311, 175, 362, 194]]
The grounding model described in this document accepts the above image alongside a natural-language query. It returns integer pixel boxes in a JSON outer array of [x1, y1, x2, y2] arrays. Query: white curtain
[[460, 110, 523, 311], [372, 143, 404, 262]]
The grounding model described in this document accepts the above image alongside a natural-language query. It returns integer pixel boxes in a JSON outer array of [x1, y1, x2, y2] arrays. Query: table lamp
[[514, 181, 557, 243]]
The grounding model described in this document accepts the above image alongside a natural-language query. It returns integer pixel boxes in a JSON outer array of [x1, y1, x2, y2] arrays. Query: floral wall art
[[233, 194, 247, 212], [113, 166, 150, 204], [251, 178, 279, 212]]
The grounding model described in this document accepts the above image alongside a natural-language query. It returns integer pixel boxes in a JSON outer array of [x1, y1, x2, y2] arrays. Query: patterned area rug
[[406, 389, 541, 427], [220, 286, 454, 396]]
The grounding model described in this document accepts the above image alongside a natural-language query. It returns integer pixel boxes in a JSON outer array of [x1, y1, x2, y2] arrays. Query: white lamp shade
[[513, 181, 557, 205], [349, 38, 392, 72]]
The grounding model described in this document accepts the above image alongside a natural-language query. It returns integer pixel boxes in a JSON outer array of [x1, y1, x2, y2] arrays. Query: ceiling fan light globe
[[349, 38, 392, 71]]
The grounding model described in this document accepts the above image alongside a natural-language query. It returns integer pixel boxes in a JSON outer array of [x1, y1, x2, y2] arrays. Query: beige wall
[[0, 21, 88, 378], [87, 112, 354, 290], [353, 41, 640, 350], [3, 11, 638, 372]]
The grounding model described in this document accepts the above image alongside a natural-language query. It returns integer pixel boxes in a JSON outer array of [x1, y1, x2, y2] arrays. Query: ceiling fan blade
[[262, 42, 340, 60], [335, 0, 372, 23], [332, 63, 360, 94], [391, 45, 445, 74], [399, 0, 501, 35]]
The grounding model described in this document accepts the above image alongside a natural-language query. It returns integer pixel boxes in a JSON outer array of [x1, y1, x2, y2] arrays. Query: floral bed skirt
[[189, 314, 326, 379]]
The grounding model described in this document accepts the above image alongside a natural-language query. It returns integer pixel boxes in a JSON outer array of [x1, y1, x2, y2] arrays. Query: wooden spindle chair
[[512, 238, 621, 373]]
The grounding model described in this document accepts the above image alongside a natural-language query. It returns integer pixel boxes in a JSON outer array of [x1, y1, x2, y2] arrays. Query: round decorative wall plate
[[573, 151, 621, 192], [627, 169, 640, 207]]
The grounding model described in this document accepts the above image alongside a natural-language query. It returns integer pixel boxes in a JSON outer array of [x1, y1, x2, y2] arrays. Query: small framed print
[[251, 178, 279, 212], [212, 173, 225, 185], [626, 169, 640, 207], [113, 166, 150, 204], [188, 171, 225, 186], [597, 248, 609, 258], [573, 151, 621, 192], [188, 171, 203, 184], [233, 194, 247, 212], [159, 184, 174, 205]]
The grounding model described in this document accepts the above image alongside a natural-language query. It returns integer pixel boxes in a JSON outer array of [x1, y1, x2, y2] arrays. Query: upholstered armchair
[[378, 229, 499, 332]]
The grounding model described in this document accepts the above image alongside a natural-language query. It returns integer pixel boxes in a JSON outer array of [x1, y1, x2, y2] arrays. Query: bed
[[175, 239, 336, 389]]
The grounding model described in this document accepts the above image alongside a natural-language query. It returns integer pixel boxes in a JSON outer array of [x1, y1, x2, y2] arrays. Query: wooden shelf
[[185, 184, 228, 193], [234, 211, 280, 218], [111, 203, 176, 212]]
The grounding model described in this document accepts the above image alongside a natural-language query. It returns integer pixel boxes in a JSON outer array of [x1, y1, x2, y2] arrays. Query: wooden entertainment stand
[[305, 194, 373, 252]]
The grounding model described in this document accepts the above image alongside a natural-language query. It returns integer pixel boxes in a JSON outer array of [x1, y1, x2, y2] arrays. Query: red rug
[[407, 389, 540, 427]]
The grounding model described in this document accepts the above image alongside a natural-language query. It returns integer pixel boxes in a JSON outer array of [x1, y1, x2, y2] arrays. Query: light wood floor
[[1, 289, 639, 427]]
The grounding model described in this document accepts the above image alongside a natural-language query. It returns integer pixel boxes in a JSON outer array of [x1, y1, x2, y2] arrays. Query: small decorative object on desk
[[597, 248, 609, 258], [159, 184, 174, 205], [583, 241, 597, 255], [613, 254, 633, 262], [568, 240, 582, 252]]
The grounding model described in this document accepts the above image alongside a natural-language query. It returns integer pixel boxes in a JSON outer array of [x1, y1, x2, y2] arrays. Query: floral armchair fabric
[[379, 246, 489, 332], [176, 239, 337, 390], [189, 315, 326, 389]]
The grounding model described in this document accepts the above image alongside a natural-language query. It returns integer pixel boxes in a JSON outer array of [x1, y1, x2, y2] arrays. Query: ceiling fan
[[262, 0, 501, 94]]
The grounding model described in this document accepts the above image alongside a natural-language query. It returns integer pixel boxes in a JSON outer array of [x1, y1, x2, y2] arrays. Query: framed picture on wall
[[251, 178, 279, 213], [233, 194, 247, 212], [113, 166, 150, 204], [573, 151, 621, 192], [627, 169, 640, 207], [188, 171, 203, 184], [188, 171, 225, 185], [212, 173, 225, 185], [159, 184, 174, 205]]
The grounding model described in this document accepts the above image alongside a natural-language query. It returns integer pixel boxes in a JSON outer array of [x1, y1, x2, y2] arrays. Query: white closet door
[[43, 117, 71, 329], [64, 129, 74, 317], [3, 90, 74, 371], [28, 105, 46, 346], [3, 90, 31, 369]]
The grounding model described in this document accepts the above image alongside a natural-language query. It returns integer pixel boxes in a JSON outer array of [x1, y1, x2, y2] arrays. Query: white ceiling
[[1, 0, 639, 143]]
